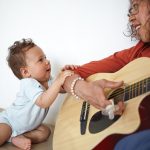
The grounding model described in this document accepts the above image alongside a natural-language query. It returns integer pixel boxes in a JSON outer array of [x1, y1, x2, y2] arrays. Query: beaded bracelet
[[70, 77, 84, 99]]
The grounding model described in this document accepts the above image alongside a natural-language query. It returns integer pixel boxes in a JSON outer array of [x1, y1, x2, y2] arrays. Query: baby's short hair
[[7, 38, 36, 79]]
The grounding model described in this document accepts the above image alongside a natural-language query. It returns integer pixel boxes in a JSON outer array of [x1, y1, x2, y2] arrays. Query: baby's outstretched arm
[[35, 70, 74, 108]]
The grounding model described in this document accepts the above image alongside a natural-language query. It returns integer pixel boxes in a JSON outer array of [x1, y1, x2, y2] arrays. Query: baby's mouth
[[46, 68, 51, 72]]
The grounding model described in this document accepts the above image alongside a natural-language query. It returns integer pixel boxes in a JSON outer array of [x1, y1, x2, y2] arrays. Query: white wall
[[0, 0, 136, 125]]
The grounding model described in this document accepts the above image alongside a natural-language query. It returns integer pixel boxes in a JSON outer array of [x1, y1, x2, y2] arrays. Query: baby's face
[[25, 46, 51, 83]]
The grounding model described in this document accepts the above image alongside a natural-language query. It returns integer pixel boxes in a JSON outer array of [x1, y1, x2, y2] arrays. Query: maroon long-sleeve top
[[74, 41, 150, 78]]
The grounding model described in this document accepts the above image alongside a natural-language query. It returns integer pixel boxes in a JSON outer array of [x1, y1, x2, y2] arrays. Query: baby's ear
[[20, 67, 30, 78]]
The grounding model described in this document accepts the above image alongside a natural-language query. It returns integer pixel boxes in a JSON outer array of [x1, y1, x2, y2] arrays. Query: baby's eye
[[39, 58, 43, 62], [39, 56, 47, 62]]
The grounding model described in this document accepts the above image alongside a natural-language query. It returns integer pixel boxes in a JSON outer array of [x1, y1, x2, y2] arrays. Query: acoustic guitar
[[53, 57, 150, 150]]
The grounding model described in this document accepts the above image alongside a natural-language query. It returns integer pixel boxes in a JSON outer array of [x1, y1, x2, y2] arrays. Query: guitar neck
[[109, 77, 150, 102]]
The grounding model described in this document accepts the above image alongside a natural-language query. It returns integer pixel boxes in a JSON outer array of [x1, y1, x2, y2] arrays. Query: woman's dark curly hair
[[127, 0, 150, 40], [7, 38, 36, 79]]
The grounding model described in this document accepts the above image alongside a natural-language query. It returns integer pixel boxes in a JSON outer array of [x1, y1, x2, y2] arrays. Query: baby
[[0, 38, 77, 150]]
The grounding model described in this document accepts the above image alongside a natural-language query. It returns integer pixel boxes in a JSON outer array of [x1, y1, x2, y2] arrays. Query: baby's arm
[[35, 70, 74, 108]]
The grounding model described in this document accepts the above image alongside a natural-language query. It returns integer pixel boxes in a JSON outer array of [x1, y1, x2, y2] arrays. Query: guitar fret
[[124, 87, 129, 101], [137, 81, 140, 96], [128, 87, 131, 100], [130, 84, 132, 99], [135, 82, 139, 97], [142, 79, 144, 94], [139, 81, 142, 95], [147, 78, 150, 91], [143, 79, 147, 94], [132, 83, 135, 98], [124, 77, 150, 101]]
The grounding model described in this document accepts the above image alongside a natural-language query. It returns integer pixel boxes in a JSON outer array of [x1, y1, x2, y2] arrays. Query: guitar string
[[109, 82, 149, 99], [107, 79, 150, 100]]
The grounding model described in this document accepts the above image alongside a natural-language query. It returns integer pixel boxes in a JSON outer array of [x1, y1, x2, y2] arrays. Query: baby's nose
[[45, 59, 50, 64]]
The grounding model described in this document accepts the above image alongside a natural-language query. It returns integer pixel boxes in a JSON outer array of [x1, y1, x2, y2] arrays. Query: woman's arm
[[63, 74, 123, 109]]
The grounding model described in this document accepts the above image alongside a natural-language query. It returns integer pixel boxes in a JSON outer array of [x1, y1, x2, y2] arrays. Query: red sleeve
[[74, 41, 145, 79]]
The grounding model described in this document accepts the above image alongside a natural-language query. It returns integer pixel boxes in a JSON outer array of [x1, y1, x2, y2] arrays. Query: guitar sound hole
[[89, 111, 120, 134]]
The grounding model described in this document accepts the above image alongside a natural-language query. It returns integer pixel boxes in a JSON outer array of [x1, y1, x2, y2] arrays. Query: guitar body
[[53, 57, 150, 150], [93, 95, 150, 150]]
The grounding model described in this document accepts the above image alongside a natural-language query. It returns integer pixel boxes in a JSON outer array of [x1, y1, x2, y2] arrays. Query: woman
[[63, 0, 150, 115], [63, 0, 150, 149]]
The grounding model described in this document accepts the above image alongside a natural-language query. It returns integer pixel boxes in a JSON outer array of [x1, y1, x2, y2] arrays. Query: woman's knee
[[114, 130, 150, 150]]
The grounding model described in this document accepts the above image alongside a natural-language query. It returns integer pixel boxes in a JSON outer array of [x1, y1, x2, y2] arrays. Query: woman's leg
[[114, 130, 150, 150]]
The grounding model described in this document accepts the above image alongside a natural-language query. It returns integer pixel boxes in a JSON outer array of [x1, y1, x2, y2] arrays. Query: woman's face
[[129, 0, 150, 42]]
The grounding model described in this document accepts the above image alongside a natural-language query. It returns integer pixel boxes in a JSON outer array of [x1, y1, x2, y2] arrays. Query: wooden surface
[[53, 57, 150, 150]]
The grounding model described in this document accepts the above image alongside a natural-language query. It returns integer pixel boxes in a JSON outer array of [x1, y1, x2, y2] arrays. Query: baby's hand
[[56, 70, 74, 85], [62, 65, 80, 71]]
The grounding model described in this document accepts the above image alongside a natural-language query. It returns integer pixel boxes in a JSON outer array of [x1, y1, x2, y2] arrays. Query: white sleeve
[[21, 78, 44, 103]]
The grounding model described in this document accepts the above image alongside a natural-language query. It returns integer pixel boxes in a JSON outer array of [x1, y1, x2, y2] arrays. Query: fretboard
[[124, 77, 150, 101]]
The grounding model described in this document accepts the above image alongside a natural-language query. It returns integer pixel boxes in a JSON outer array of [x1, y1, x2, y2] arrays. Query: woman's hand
[[74, 79, 125, 114], [61, 65, 80, 71], [63, 75, 125, 115]]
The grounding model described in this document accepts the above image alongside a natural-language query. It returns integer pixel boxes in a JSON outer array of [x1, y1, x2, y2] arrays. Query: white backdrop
[[0, 0, 136, 125]]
